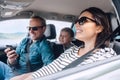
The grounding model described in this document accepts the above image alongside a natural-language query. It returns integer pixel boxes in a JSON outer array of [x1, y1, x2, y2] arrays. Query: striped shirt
[[32, 45, 116, 79]]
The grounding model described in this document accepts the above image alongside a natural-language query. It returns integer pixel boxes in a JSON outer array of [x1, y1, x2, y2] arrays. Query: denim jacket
[[11, 35, 54, 75]]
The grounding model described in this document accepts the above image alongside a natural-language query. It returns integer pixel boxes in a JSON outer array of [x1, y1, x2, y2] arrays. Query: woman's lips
[[76, 29, 83, 33]]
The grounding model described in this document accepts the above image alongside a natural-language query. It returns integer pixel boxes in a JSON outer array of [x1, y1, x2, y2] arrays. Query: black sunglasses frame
[[75, 17, 98, 25], [28, 26, 43, 31]]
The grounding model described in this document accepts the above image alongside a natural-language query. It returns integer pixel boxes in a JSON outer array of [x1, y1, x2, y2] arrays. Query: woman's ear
[[96, 26, 103, 33]]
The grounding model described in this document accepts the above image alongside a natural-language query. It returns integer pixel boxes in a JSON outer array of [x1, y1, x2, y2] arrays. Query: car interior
[[0, 0, 120, 80]]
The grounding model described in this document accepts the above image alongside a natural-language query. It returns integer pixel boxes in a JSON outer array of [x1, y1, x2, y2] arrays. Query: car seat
[[107, 13, 120, 55], [44, 24, 56, 39], [44, 24, 65, 59]]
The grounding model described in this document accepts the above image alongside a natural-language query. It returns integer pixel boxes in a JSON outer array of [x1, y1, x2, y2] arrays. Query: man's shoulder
[[38, 38, 50, 45], [19, 37, 30, 45], [21, 37, 30, 42]]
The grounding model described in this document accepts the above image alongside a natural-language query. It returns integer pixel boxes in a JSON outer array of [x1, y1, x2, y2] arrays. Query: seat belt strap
[[63, 51, 93, 69]]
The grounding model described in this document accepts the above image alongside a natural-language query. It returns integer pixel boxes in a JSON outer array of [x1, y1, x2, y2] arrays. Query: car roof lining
[[0, 0, 115, 22]]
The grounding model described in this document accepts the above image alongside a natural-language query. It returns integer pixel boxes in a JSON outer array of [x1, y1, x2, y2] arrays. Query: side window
[[0, 19, 29, 47], [72, 24, 76, 34], [47, 20, 72, 41]]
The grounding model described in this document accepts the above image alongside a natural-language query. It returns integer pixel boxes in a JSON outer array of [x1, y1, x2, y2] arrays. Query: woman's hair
[[80, 7, 111, 47], [61, 27, 74, 38]]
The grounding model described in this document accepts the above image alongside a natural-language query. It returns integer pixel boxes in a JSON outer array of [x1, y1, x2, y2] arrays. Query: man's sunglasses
[[28, 26, 43, 31], [75, 17, 98, 25]]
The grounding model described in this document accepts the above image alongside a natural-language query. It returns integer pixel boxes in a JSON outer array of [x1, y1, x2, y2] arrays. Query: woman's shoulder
[[64, 45, 80, 53], [100, 47, 116, 53], [80, 47, 117, 65], [95, 47, 117, 57]]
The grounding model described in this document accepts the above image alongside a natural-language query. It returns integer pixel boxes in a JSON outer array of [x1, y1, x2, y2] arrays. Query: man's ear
[[43, 26, 46, 32]]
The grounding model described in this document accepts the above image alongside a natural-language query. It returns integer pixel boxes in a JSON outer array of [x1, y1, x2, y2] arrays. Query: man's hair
[[31, 15, 46, 26]]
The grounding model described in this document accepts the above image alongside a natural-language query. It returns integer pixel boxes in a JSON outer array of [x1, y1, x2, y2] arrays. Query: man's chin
[[30, 37, 36, 40], [30, 36, 35, 39]]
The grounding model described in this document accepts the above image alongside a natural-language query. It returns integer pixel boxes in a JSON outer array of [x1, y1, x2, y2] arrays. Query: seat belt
[[64, 50, 94, 69], [64, 25, 120, 69]]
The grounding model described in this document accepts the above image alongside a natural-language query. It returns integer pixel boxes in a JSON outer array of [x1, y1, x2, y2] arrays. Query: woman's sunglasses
[[75, 17, 98, 25], [28, 26, 43, 31]]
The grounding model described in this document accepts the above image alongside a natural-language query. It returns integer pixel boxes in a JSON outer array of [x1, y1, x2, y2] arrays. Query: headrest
[[106, 13, 118, 31], [44, 24, 56, 39], [106, 13, 120, 41]]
